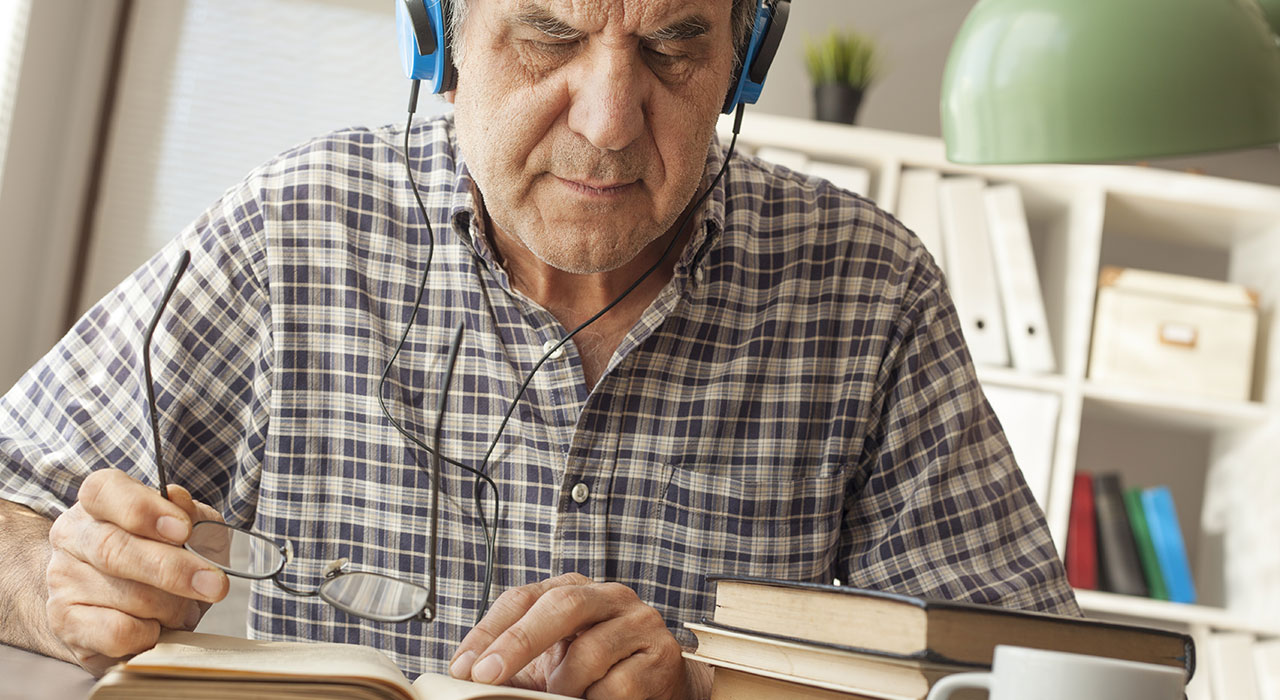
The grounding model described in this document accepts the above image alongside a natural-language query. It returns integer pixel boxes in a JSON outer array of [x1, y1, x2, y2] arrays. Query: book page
[[410, 673, 577, 700], [117, 631, 415, 699]]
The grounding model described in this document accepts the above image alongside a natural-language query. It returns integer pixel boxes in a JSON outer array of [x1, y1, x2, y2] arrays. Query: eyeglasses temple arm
[[144, 249, 192, 500]]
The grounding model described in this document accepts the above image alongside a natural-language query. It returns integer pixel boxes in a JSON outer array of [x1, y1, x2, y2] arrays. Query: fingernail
[[157, 516, 188, 544], [449, 650, 476, 679], [192, 569, 223, 599], [471, 654, 503, 684], [184, 604, 202, 630]]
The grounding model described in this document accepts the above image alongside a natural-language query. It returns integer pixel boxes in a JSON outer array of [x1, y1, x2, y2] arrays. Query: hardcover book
[[1142, 486, 1198, 604], [685, 621, 972, 699], [1123, 486, 1170, 600], [1066, 472, 1098, 590], [1094, 473, 1149, 596], [706, 575, 1194, 677]]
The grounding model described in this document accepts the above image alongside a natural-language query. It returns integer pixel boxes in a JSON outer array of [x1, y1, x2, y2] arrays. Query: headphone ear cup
[[722, 0, 790, 113], [397, 0, 457, 93]]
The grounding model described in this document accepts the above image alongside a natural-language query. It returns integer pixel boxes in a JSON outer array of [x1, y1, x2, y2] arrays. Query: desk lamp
[[941, 0, 1280, 164]]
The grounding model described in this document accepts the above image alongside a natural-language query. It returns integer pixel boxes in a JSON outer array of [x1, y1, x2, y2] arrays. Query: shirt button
[[542, 339, 565, 360], [694, 267, 705, 284], [570, 482, 590, 504]]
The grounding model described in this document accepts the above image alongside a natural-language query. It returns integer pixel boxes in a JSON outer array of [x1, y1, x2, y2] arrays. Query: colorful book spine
[[1066, 472, 1098, 590], [1122, 487, 1169, 600], [1093, 474, 1148, 597], [1141, 486, 1197, 604]]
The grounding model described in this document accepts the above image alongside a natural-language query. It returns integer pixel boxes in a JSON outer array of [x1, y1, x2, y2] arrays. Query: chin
[[530, 229, 656, 276]]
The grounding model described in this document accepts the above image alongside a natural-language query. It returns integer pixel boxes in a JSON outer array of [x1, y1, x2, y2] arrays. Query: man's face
[[450, 0, 737, 275]]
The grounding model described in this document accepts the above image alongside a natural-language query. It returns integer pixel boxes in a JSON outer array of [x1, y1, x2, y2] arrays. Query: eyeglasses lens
[[318, 571, 431, 622], [188, 521, 286, 578]]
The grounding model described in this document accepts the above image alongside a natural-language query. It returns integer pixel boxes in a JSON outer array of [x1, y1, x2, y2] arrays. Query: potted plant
[[804, 30, 881, 124]]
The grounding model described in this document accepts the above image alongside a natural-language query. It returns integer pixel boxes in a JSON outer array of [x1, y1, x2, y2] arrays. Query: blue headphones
[[396, 0, 789, 113]]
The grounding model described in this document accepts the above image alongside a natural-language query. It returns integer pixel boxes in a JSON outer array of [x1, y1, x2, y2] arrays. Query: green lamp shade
[[1259, 0, 1280, 36], [942, 0, 1280, 164]]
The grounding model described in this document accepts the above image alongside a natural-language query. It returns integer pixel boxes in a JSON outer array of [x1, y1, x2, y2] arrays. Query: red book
[[1066, 472, 1098, 590]]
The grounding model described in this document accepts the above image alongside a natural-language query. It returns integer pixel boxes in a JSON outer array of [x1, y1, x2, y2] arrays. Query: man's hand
[[448, 573, 703, 699], [44, 469, 230, 675]]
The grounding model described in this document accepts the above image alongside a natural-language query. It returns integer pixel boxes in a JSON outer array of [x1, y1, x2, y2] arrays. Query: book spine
[[1123, 487, 1169, 600], [1142, 486, 1197, 604], [1066, 472, 1098, 590], [1093, 474, 1148, 597]]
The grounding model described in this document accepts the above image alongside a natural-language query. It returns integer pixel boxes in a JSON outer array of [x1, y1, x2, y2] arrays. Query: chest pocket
[[639, 464, 846, 644]]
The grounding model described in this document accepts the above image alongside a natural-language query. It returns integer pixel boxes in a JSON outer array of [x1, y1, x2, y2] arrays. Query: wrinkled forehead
[[479, 0, 734, 36]]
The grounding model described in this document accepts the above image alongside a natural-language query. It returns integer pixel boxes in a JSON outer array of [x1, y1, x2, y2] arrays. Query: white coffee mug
[[926, 645, 1186, 700]]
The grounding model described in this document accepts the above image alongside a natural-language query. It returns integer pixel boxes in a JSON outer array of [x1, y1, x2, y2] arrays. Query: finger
[[164, 485, 226, 526], [450, 572, 592, 678], [545, 615, 649, 698], [46, 549, 202, 631], [49, 509, 228, 603], [77, 469, 195, 545], [467, 579, 631, 687]]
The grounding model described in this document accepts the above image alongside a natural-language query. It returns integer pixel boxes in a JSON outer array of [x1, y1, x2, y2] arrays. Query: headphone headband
[[396, 0, 788, 111]]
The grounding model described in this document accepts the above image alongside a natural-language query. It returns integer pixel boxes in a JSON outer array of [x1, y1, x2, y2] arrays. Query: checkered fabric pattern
[[0, 114, 1078, 679]]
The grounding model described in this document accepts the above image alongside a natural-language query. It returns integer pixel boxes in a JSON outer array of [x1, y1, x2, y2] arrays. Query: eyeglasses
[[143, 249, 464, 623]]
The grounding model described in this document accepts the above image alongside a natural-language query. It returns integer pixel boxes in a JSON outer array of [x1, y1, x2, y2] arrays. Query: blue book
[[1141, 486, 1197, 604]]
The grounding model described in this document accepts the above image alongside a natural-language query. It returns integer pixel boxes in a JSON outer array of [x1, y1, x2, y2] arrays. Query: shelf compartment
[[1074, 589, 1280, 637], [977, 366, 1067, 395], [1081, 381, 1271, 432]]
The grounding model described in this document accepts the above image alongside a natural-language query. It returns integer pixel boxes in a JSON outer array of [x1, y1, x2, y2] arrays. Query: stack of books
[[686, 575, 1195, 700], [1066, 472, 1197, 603]]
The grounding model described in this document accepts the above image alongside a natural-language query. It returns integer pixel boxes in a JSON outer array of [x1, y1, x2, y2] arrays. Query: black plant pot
[[813, 83, 865, 124]]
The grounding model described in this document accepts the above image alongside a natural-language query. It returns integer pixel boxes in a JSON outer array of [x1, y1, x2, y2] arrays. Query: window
[[0, 0, 32, 192]]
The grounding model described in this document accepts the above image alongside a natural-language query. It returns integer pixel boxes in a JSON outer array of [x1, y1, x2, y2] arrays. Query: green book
[[1123, 487, 1169, 601]]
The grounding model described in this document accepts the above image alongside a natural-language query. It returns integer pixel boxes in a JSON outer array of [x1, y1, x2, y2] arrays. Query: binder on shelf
[[983, 183, 1057, 374], [982, 386, 1058, 509], [1206, 632, 1262, 700], [805, 161, 872, 198], [1066, 472, 1098, 590], [1255, 637, 1280, 700], [754, 146, 811, 173], [937, 176, 1010, 367], [1093, 474, 1149, 597], [895, 168, 947, 273], [1123, 487, 1170, 601], [1142, 486, 1197, 604]]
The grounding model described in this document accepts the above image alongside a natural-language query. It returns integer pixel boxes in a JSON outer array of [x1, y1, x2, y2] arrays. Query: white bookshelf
[[720, 112, 1280, 692]]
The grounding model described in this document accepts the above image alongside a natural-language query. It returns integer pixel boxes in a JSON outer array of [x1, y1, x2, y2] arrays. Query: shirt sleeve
[[0, 172, 273, 527], [836, 251, 1081, 616]]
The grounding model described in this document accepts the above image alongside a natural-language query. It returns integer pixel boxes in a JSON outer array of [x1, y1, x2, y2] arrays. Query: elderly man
[[0, 0, 1077, 698]]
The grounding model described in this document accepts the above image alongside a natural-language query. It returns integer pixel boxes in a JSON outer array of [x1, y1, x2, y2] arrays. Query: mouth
[[554, 175, 637, 198]]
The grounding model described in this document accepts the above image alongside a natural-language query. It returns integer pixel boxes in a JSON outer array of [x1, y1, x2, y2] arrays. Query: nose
[[567, 45, 647, 152]]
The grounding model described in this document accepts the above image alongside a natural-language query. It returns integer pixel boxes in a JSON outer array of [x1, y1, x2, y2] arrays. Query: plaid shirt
[[0, 114, 1077, 678]]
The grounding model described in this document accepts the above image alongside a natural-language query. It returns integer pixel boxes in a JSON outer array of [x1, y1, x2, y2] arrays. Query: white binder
[[984, 184, 1057, 374], [983, 385, 1059, 508], [895, 169, 946, 273], [938, 176, 1010, 367], [753, 146, 810, 173], [805, 161, 872, 197]]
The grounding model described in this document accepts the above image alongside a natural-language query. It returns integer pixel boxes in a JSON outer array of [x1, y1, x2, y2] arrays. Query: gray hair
[[448, 0, 760, 71]]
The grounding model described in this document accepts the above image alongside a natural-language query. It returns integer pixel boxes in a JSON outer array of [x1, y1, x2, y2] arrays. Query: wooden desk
[[0, 644, 94, 700]]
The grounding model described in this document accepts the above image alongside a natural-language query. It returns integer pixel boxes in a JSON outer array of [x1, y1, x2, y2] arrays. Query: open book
[[89, 631, 573, 700]]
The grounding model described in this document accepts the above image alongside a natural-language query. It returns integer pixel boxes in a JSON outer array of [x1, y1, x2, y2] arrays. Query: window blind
[[0, 0, 32, 193], [79, 0, 452, 313]]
